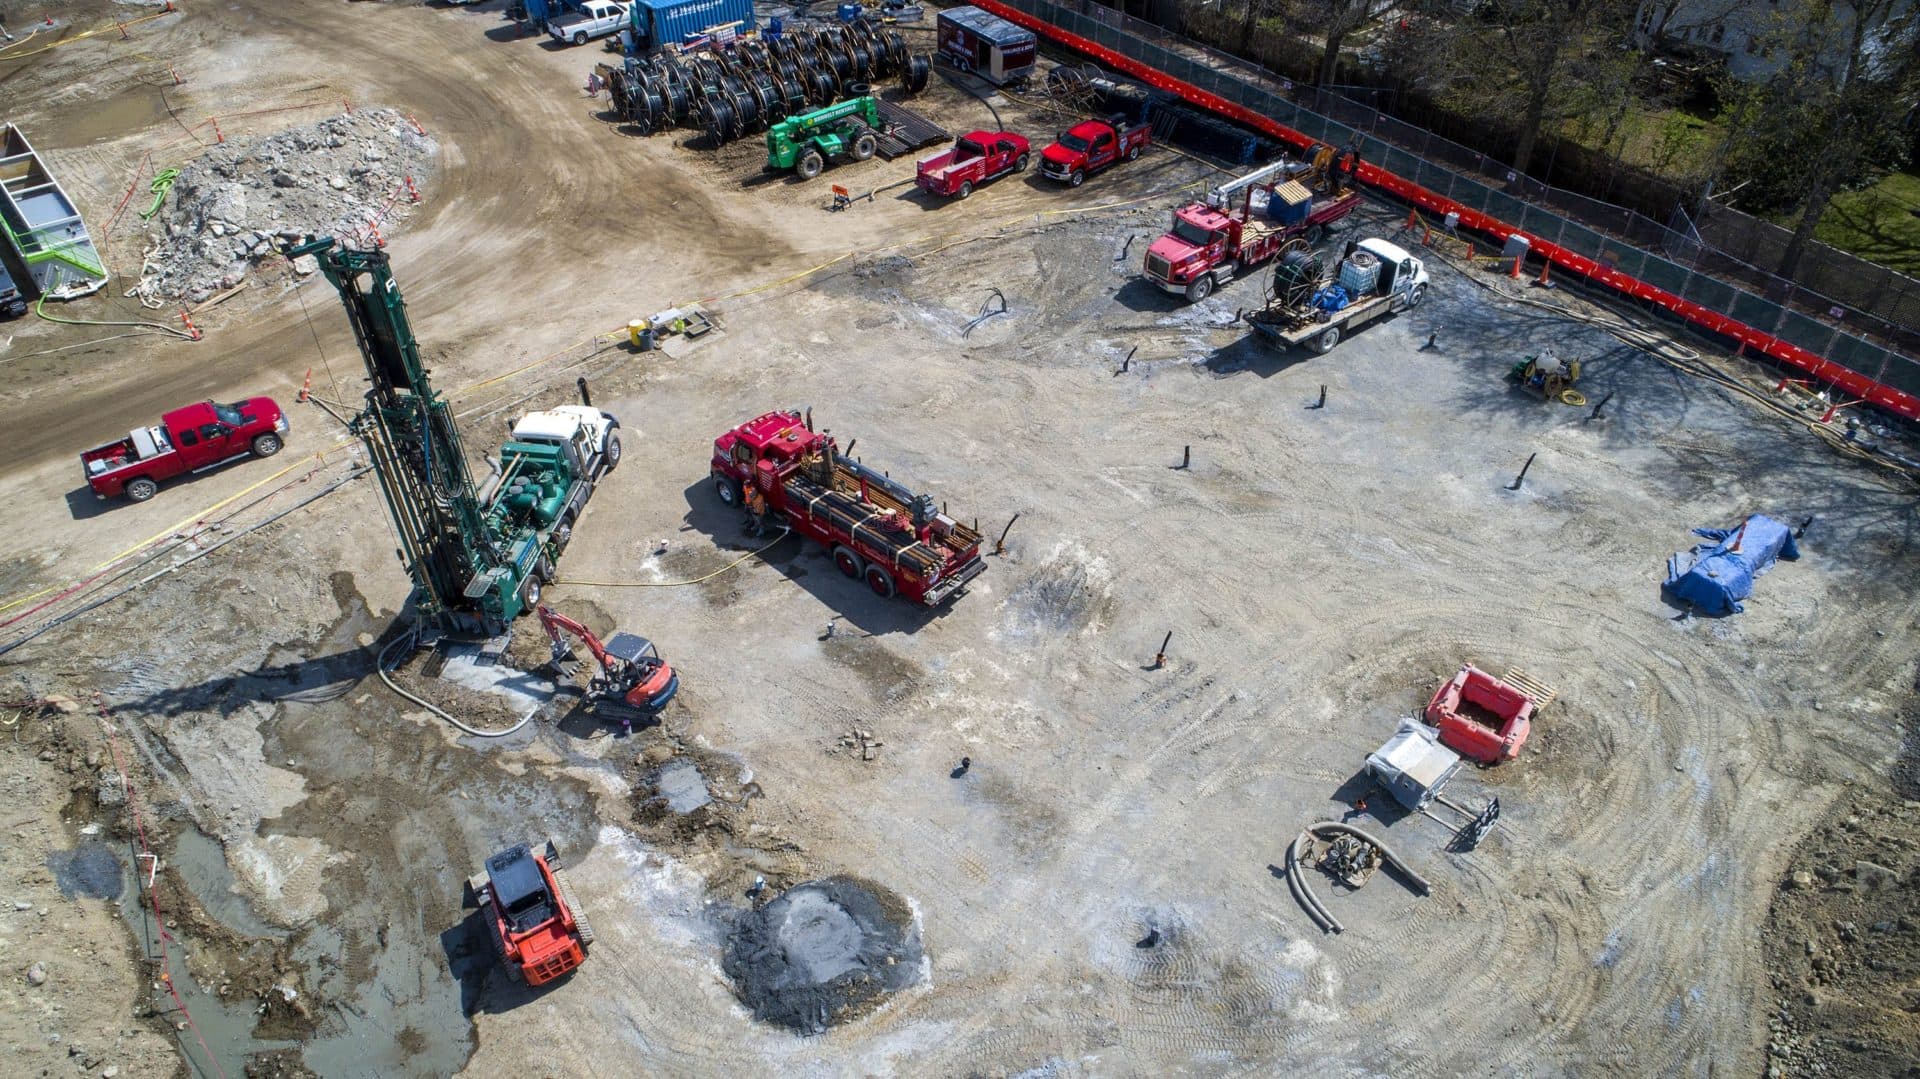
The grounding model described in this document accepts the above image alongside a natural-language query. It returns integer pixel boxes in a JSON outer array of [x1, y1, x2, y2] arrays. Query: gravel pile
[[721, 876, 922, 1034], [140, 108, 437, 303]]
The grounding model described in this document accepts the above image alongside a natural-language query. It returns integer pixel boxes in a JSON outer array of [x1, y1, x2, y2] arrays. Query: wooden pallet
[[1502, 667, 1558, 709]]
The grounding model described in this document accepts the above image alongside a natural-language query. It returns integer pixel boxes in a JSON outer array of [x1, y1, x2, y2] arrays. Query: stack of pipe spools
[[598, 17, 932, 142]]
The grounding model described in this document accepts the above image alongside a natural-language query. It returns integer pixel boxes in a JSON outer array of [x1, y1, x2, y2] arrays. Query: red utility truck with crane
[[710, 410, 986, 605], [1143, 145, 1363, 302], [536, 605, 679, 721], [466, 838, 593, 986]]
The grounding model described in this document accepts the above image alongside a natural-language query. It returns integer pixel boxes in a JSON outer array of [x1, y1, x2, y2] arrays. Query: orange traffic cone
[[1534, 260, 1552, 287], [179, 309, 201, 341], [298, 368, 312, 403]]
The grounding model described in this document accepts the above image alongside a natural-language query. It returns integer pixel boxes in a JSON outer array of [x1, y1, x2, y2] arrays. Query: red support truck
[[79, 398, 289, 503], [1038, 116, 1149, 187], [1143, 149, 1363, 302], [711, 410, 986, 605], [916, 130, 1032, 199]]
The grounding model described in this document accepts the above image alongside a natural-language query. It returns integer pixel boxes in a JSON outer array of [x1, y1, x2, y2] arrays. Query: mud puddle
[[244, 583, 604, 1075], [721, 876, 925, 1034], [109, 848, 297, 1079], [169, 829, 289, 941], [48, 841, 125, 900]]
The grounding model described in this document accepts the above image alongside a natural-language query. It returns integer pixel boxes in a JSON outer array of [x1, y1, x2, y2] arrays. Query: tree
[[1718, 0, 1918, 276], [1290, 0, 1376, 86], [1434, 0, 1642, 176]]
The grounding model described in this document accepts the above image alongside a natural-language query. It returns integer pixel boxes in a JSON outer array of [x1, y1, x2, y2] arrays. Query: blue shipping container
[[629, 0, 755, 47]]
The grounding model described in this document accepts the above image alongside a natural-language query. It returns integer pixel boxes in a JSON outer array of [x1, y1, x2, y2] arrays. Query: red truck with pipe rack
[[1144, 145, 1362, 302], [710, 410, 986, 605]]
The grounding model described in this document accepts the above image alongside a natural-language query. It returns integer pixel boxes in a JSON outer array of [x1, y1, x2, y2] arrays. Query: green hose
[[137, 168, 179, 221], [34, 294, 197, 340]]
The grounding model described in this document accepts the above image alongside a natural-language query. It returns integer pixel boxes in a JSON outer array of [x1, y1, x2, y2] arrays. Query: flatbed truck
[[1244, 237, 1429, 354]]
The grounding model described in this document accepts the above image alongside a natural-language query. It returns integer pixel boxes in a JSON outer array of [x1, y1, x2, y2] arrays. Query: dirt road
[[2, 2, 1917, 1076]]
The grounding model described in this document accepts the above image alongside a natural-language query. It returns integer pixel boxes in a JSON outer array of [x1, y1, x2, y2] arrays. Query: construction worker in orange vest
[[743, 479, 768, 537]]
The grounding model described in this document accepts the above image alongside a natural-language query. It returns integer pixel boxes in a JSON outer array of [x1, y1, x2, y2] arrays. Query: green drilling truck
[[765, 97, 882, 180], [286, 236, 624, 635]]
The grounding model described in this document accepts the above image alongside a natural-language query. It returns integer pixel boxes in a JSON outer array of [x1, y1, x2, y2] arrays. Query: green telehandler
[[765, 96, 883, 180]]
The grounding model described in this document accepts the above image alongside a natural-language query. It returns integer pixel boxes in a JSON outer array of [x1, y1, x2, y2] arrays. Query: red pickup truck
[[1039, 116, 1149, 187], [81, 398, 289, 502], [916, 131, 1031, 199]]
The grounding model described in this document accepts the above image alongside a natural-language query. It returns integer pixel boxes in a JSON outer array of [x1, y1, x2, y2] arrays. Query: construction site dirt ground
[[2, 1, 1918, 1076]]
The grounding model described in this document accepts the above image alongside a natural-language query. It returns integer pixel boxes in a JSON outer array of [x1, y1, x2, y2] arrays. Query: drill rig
[[287, 236, 623, 636]]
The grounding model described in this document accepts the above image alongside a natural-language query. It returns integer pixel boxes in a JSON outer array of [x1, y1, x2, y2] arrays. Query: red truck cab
[[711, 410, 986, 606], [1146, 190, 1362, 302], [916, 130, 1031, 199], [80, 397, 288, 502], [1039, 117, 1149, 187]]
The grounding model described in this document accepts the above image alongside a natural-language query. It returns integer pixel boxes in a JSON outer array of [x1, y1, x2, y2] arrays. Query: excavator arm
[[536, 605, 623, 676]]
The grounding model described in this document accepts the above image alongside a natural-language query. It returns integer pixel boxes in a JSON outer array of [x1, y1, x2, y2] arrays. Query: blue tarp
[[1663, 514, 1800, 615]]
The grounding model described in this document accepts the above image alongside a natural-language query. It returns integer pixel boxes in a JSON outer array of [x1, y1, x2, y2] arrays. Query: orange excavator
[[536, 605, 679, 721]]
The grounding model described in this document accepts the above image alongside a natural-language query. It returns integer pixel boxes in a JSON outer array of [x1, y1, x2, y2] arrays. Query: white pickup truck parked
[[549, 0, 630, 46]]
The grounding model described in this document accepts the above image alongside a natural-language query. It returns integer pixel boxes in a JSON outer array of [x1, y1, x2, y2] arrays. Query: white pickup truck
[[548, 0, 629, 46]]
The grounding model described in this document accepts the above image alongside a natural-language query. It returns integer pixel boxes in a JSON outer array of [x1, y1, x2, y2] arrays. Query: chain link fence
[[991, 0, 1920, 402]]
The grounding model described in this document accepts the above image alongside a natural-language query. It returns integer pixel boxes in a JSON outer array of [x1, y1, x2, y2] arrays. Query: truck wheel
[[603, 434, 622, 473], [713, 474, 741, 506], [1069, 169, 1085, 188], [832, 545, 864, 579], [795, 149, 825, 180], [1013, 153, 1029, 172], [125, 477, 159, 503], [850, 132, 878, 161], [521, 573, 543, 611], [957, 181, 973, 200], [572, 30, 588, 45], [1304, 224, 1325, 246], [1312, 326, 1342, 355], [864, 564, 895, 599], [1124, 145, 1140, 162], [250, 433, 282, 458], [1406, 283, 1427, 309], [0, 298, 25, 320], [1184, 275, 1214, 303]]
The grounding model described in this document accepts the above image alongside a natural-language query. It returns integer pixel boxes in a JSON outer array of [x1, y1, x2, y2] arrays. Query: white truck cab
[[1351, 237, 1430, 305], [549, 0, 629, 46], [510, 405, 623, 479]]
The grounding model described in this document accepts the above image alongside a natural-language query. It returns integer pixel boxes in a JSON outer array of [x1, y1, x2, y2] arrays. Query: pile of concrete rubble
[[136, 107, 436, 305]]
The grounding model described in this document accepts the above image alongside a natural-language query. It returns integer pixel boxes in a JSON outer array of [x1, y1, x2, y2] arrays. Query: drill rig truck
[[287, 236, 623, 635]]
